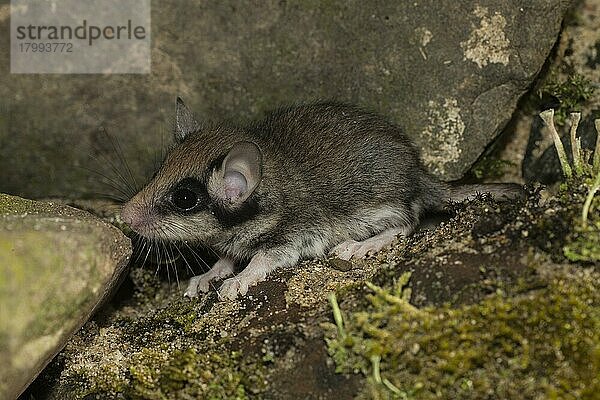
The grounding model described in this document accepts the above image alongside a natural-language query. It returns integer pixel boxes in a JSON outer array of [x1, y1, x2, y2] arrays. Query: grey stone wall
[[0, 0, 572, 198]]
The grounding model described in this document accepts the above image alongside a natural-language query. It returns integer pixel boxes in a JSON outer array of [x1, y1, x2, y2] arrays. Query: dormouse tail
[[418, 175, 524, 214], [446, 183, 525, 203]]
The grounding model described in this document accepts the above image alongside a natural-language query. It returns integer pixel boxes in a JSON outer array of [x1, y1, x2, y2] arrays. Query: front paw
[[184, 275, 211, 298], [218, 277, 249, 301]]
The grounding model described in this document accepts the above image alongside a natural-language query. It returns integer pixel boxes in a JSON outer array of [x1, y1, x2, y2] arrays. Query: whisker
[[100, 126, 140, 193], [88, 192, 129, 203], [168, 242, 180, 288], [180, 241, 212, 272], [142, 241, 153, 271], [90, 125, 139, 196], [91, 147, 135, 186], [157, 240, 169, 282], [80, 164, 133, 202], [133, 236, 148, 265], [158, 226, 178, 287], [88, 145, 137, 199], [173, 244, 195, 278], [156, 226, 180, 287]]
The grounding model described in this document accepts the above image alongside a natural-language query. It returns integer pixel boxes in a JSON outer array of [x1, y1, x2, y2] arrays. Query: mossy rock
[[0, 194, 131, 399]]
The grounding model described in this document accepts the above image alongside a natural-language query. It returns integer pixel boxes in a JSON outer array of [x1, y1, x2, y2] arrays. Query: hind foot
[[330, 227, 407, 261]]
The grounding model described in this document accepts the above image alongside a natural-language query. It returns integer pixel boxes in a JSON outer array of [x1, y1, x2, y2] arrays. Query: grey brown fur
[[121, 99, 520, 300]]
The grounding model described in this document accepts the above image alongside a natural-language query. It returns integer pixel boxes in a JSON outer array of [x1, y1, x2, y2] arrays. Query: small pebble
[[328, 258, 353, 272]]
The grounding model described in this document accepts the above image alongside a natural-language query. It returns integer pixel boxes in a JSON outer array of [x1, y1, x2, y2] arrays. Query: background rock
[[0, 194, 131, 400], [0, 0, 572, 199]]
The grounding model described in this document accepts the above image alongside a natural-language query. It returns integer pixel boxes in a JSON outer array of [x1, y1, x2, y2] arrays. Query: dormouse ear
[[174, 97, 200, 143], [213, 141, 262, 204]]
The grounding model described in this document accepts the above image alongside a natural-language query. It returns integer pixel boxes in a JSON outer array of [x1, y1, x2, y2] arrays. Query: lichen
[[414, 27, 433, 48], [461, 6, 510, 68], [536, 108, 600, 263], [325, 269, 600, 400], [420, 98, 465, 175]]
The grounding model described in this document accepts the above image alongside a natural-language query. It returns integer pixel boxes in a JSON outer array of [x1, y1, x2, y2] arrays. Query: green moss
[[563, 175, 600, 263], [325, 271, 600, 399], [469, 157, 515, 181], [128, 348, 252, 399], [557, 174, 599, 263], [539, 73, 596, 126], [564, 221, 600, 262], [66, 345, 266, 399]]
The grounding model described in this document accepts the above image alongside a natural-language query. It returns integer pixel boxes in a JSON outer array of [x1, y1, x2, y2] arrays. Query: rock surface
[[0, 194, 131, 400], [0, 0, 572, 198]]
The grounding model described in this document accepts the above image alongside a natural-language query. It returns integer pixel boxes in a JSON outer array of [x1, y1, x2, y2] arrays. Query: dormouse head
[[121, 98, 263, 244]]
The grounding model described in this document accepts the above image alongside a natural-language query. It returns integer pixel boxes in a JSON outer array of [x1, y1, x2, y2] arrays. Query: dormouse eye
[[171, 187, 199, 211], [170, 177, 207, 212]]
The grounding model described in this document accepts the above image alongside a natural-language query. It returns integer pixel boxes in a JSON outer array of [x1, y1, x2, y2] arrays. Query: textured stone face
[[0, 0, 572, 198], [0, 194, 131, 400]]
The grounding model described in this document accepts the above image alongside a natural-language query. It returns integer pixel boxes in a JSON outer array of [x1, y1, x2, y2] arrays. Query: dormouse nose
[[121, 202, 141, 230]]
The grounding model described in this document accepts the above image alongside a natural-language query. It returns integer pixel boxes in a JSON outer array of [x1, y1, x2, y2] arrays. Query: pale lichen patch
[[413, 27, 433, 48], [461, 6, 510, 68], [420, 98, 465, 175], [412, 27, 433, 60]]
